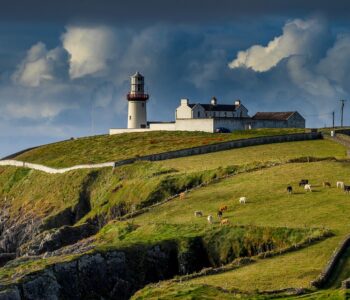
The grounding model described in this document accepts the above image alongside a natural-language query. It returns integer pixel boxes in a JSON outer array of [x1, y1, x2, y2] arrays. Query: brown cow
[[220, 219, 230, 225], [323, 182, 331, 188], [219, 205, 228, 212]]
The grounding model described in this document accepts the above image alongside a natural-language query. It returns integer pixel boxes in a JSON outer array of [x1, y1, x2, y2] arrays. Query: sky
[[1, 0, 350, 157]]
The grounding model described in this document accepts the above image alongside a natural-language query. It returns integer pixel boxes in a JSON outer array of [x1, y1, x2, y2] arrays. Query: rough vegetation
[[0, 131, 349, 299]]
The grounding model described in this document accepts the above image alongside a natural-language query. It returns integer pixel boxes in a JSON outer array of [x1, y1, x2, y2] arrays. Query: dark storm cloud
[[2, 0, 350, 24]]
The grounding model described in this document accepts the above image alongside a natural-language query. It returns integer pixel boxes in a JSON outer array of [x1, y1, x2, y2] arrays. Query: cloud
[[62, 26, 117, 79], [228, 17, 328, 72], [317, 34, 350, 88], [227, 16, 350, 125], [12, 42, 69, 87]]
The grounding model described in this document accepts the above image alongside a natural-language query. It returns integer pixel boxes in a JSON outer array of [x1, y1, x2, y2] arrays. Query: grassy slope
[[132, 283, 347, 300], [132, 160, 350, 294], [0, 166, 96, 220], [0, 137, 347, 296], [14, 129, 305, 168], [156, 139, 346, 171]]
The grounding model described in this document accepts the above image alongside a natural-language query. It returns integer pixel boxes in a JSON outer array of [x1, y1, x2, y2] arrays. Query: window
[[197, 111, 200, 118], [129, 116, 131, 120]]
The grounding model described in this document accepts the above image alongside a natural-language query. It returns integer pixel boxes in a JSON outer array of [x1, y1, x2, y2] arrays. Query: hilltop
[[13, 128, 305, 168], [0, 129, 349, 299]]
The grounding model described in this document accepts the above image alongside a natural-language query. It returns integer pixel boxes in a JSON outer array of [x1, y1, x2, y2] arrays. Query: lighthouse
[[127, 72, 149, 129]]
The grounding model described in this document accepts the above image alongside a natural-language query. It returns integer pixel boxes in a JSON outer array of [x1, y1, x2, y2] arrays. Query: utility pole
[[332, 111, 335, 128], [340, 100, 347, 127]]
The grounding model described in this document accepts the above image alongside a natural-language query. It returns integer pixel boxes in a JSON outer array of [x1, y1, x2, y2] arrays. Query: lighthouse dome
[[132, 71, 144, 78]]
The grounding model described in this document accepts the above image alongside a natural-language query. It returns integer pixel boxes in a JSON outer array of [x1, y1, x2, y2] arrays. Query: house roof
[[188, 103, 239, 112], [252, 111, 297, 121]]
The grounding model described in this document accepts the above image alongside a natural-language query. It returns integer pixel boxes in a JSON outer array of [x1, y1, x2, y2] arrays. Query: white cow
[[239, 197, 247, 204], [207, 215, 213, 224], [304, 184, 312, 192], [337, 181, 344, 189]]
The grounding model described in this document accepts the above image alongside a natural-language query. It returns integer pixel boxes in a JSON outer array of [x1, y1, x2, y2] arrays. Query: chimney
[[235, 99, 241, 106], [211, 97, 217, 105], [181, 98, 189, 105]]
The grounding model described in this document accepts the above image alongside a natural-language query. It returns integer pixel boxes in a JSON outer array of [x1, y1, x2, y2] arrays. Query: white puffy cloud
[[62, 26, 117, 79], [12, 42, 69, 87], [228, 17, 327, 72]]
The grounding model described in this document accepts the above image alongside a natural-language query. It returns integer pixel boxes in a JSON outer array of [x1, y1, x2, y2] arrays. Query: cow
[[323, 182, 331, 188], [239, 197, 246, 204], [220, 219, 230, 225], [207, 215, 213, 224], [337, 181, 345, 189], [344, 185, 350, 194], [194, 211, 203, 217], [299, 179, 309, 187], [287, 186, 293, 194], [217, 210, 223, 220], [304, 184, 312, 192], [219, 205, 228, 212]]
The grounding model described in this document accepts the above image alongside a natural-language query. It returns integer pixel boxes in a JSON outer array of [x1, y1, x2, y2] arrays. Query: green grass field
[[131, 160, 350, 296], [0, 136, 349, 299], [13, 129, 305, 168], [156, 139, 346, 171]]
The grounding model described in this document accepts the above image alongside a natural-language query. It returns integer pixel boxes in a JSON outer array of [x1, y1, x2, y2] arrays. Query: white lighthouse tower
[[127, 72, 149, 129]]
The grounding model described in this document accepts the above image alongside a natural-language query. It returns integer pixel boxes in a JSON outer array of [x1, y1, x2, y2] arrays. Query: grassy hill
[[13, 129, 305, 168], [0, 133, 349, 299]]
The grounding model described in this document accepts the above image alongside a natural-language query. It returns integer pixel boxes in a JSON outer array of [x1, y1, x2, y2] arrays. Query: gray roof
[[189, 103, 238, 112], [252, 112, 299, 121]]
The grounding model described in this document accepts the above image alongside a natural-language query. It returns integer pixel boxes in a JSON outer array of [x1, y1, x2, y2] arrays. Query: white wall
[[235, 105, 249, 117], [128, 100, 147, 129], [175, 119, 214, 132], [176, 101, 192, 119], [191, 105, 206, 119], [214, 118, 250, 131], [110, 128, 152, 135], [149, 123, 176, 130]]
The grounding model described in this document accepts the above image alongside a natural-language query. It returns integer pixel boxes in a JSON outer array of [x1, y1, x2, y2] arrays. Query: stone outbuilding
[[251, 111, 305, 129]]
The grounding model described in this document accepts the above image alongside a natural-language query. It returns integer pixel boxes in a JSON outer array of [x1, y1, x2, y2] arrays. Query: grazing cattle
[[220, 219, 230, 225], [217, 211, 223, 219], [344, 185, 350, 194], [179, 192, 186, 200], [323, 182, 331, 188], [194, 211, 203, 217], [337, 181, 345, 189], [299, 179, 309, 187], [219, 205, 228, 212], [207, 215, 213, 224], [239, 197, 246, 204], [304, 184, 312, 192], [287, 186, 293, 194]]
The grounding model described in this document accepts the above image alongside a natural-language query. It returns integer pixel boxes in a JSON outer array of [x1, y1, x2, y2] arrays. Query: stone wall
[[311, 234, 350, 288], [0, 160, 114, 174]]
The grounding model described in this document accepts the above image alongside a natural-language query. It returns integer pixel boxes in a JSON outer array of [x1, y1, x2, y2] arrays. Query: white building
[[109, 73, 305, 135]]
